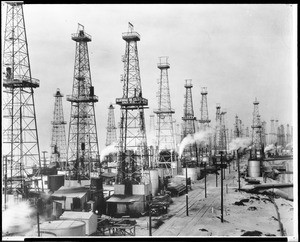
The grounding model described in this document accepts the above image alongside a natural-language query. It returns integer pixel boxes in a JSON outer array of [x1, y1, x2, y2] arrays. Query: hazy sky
[[1, 4, 296, 155]]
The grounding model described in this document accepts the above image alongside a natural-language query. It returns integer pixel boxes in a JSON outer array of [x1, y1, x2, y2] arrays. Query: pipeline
[[268, 195, 286, 236]]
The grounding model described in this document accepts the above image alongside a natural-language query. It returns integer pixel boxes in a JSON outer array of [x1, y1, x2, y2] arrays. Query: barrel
[[183, 167, 198, 182], [248, 160, 261, 177], [149, 169, 159, 196]]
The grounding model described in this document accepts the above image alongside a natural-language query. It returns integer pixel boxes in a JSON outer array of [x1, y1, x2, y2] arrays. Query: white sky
[[1, 3, 296, 155]]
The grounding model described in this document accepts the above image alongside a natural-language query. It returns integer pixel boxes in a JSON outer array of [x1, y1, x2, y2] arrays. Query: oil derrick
[[154, 57, 176, 175], [220, 111, 228, 152], [261, 121, 267, 147], [105, 104, 117, 146], [116, 23, 149, 191], [233, 115, 240, 138], [2, 2, 43, 197], [251, 98, 262, 159], [66, 24, 100, 181], [214, 103, 222, 154], [245, 127, 250, 138], [269, 119, 275, 144], [199, 87, 211, 131], [181, 79, 198, 166], [278, 125, 285, 147], [149, 114, 155, 133], [240, 121, 244, 137], [275, 119, 279, 144], [229, 129, 233, 143], [50, 89, 67, 169], [286, 124, 291, 144]]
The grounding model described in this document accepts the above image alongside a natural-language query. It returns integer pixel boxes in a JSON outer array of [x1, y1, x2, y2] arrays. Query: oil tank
[[248, 160, 261, 177], [48, 175, 65, 192], [149, 169, 159, 196], [39, 220, 85, 236]]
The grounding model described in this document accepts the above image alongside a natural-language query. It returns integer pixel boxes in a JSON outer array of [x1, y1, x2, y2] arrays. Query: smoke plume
[[264, 144, 276, 153], [2, 199, 35, 235], [178, 128, 213, 158], [228, 137, 252, 151], [100, 142, 118, 162]]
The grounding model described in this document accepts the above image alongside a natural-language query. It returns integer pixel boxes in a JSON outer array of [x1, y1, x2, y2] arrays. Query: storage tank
[[39, 220, 85, 236], [149, 169, 159, 196], [183, 167, 197, 181], [248, 160, 261, 177]]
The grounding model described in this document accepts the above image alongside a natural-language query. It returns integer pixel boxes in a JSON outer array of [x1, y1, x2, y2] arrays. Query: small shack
[[106, 195, 145, 217], [60, 211, 98, 235], [51, 186, 90, 211]]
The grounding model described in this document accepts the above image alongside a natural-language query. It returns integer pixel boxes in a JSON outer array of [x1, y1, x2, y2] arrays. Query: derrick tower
[[220, 110, 228, 152], [149, 114, 155, 133], [66, 24, 100, 181], [2, 2, 43, 196], [50, 88, 67, 169], [105, 104, 117, 146], [275, 119, 279, 144], [278, 125, 285, 147], [286, 124, 291, 144], [199, 87, 211, 131], [245, 127, 250, 138], [154, 57, 176, 175], [269, 119, 275, 144], [251, 98, 262, 158], [181, 79, 197, 165], [116, 23, 148, 189], [234, 115, 240, 139], [261, 121, 267, 147], [214, 103, 222, 154]]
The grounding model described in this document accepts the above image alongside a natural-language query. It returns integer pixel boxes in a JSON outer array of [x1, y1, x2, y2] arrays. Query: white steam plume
[[100, 142, 118, 162], [264, 144, 276, 153], [2, 199, 35, 235], [178, 128, 213, 158], [228, 137, 252, 151]]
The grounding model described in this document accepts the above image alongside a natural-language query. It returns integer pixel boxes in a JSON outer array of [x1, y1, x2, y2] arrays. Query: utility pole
[[237, 149, 241, 190], [2, 2, 43, 196], [204, 163, 207, 198], [185, 164, 189, 216], [220, 151, 224, 223]]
